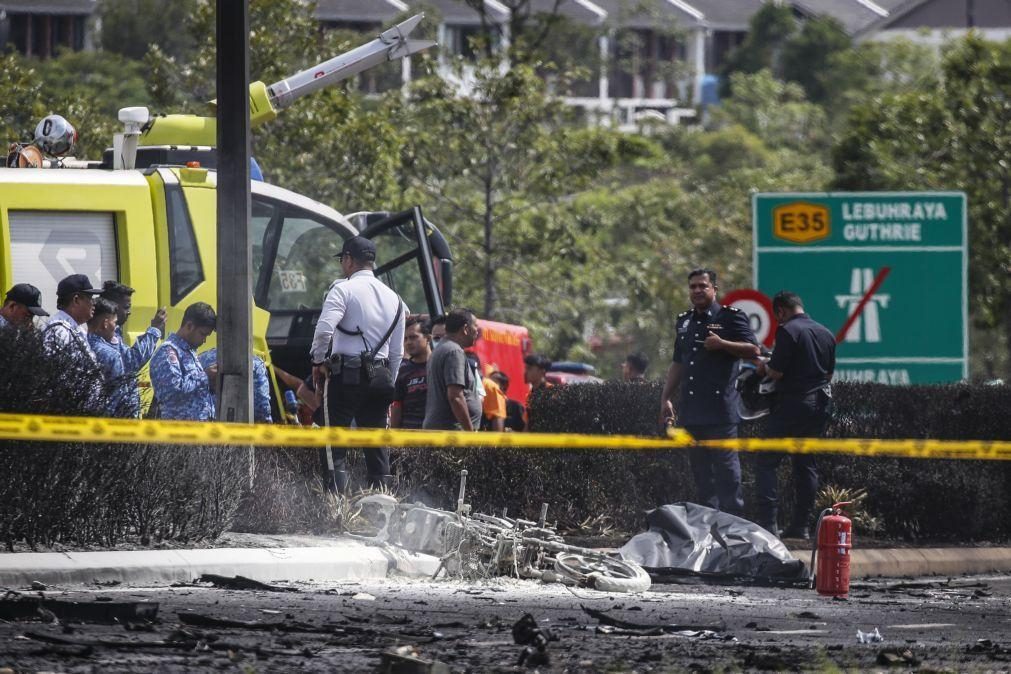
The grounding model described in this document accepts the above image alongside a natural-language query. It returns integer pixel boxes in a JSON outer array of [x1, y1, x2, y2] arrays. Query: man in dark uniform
[[660, 268, 760, 515], [754, 291, 836, 539]]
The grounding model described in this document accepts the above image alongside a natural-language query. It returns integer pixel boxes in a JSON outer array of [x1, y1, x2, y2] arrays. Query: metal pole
[[216, 0, 252, 423]]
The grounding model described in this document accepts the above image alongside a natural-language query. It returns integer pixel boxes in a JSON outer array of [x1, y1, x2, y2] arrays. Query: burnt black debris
[[512, 613, 557, 667], [0, 596, 158, 624], [196, 574, 299, 593]]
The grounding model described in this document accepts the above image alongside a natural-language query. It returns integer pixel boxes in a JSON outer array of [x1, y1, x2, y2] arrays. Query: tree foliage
[[721, 5, 850, 104], [395, 61, 620, 323], [98, 0, 198, 61], [833, 35, 1011, 375]]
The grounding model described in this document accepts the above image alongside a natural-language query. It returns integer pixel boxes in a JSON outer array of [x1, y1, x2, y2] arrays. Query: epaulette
[[723, 305, 742, 312], [677, 310, 691, 318]]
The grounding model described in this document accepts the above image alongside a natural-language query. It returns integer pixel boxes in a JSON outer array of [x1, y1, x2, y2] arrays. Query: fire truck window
[[251, 199, 275, 287], [165, 185, 204, 304], [265, 213, 346, 310], [369, 221, 428, 318]]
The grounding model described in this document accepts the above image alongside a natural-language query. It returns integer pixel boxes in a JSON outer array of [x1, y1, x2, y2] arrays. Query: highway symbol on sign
[[834, 268, 891, 343]]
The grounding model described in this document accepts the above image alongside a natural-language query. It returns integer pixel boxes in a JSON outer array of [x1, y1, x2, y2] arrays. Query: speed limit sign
[[721, 289, 777, 348]]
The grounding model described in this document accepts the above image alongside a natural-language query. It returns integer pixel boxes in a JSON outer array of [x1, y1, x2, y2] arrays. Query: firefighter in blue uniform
[[660, 268, 760, 516], [86, 298, 135, 417], [100, 281, 166, 373], [150, 302, 217, 421]]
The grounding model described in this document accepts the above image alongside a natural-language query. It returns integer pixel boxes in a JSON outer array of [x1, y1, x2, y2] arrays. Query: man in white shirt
[[43, 274, 103, 360], [310, 236, 407, 493]]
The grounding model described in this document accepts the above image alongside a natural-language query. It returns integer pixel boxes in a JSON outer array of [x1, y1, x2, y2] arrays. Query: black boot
[[781, 525, 811, 541], [329, 470, 349, 495], [367, 473, 394, 490]]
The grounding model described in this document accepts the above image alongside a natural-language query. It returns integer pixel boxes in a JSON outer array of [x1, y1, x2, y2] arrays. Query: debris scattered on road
[[512, 614, 556, 667], [876, 648, 920, 666], [379, 645, 450, 673], [29, 581, 47, 591], [352, 592, 377, 601], [581, 605, 725, 633], [968, 639, 1011, 657], [197, 574, 298, 593], [857, 628, 884, 643], [0, 596, 158, 624], [179, 612, 287, 631]]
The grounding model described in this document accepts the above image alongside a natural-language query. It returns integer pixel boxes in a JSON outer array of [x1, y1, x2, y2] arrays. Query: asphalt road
[[2, 574, 1010, 672]]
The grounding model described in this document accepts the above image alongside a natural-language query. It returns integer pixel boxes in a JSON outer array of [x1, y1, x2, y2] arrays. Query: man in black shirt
[[660, 268, 760, 516], [755, 290, 836, 539], [391, 315, 432, 429]]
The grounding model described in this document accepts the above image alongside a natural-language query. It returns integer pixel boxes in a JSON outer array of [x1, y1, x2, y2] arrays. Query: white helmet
[[34, 114, 77, 157]]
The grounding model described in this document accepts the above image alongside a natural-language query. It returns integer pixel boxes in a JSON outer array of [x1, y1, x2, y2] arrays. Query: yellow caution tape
[[698, 437, 1011, 461], [0, 412, 1008, 461], [0, 412, 693, 450]]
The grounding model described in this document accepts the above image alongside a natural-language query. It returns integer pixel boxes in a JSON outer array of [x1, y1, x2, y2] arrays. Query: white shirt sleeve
[[310, 282, 348, 364]]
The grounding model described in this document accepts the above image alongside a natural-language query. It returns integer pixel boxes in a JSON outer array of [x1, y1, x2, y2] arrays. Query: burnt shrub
[[0, 325, 247, 550], [231, 447, 347, 535]]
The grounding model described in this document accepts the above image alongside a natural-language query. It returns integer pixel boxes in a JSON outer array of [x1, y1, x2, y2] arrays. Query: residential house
[[0, 0, 95, 58], [855, 0, 1011, 43]]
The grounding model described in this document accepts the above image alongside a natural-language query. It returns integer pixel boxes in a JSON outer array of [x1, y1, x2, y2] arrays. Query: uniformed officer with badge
[[753, 290, 836, 539], [310, 236, 407, 493], [660, 268, 760, 515]]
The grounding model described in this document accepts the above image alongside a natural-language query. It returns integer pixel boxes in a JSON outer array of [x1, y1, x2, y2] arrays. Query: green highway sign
[[753, 192, 967, 384]]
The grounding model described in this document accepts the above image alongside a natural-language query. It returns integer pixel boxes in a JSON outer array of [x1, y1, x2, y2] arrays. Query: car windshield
[[369, 218, 431, 316]]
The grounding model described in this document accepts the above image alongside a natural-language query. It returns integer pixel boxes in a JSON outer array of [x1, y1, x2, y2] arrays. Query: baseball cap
[[4, 283, 49, 316], [56, 274, 103, 298], [336, 236, 377, 261]]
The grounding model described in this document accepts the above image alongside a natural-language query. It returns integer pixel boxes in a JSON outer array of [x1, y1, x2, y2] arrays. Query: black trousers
[[321, 375, 392, 486], [684, 423, 744, 516], [755, 390, 832, 530]]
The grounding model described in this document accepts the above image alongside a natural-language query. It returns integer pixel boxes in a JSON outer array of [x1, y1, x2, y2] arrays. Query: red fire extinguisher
[[811, 501, 853, 598]]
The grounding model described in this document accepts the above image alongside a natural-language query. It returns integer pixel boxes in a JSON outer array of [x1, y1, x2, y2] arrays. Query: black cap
[[56, 274, 103, 298], [5, 283, 49, 316], [336, 236, 377, 262]]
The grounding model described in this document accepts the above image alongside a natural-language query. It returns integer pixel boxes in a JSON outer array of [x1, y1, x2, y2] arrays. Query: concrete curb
[[789, 546, 1011, 578], [3, 542, 1008, 589], [0, 541, 441, 589]]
